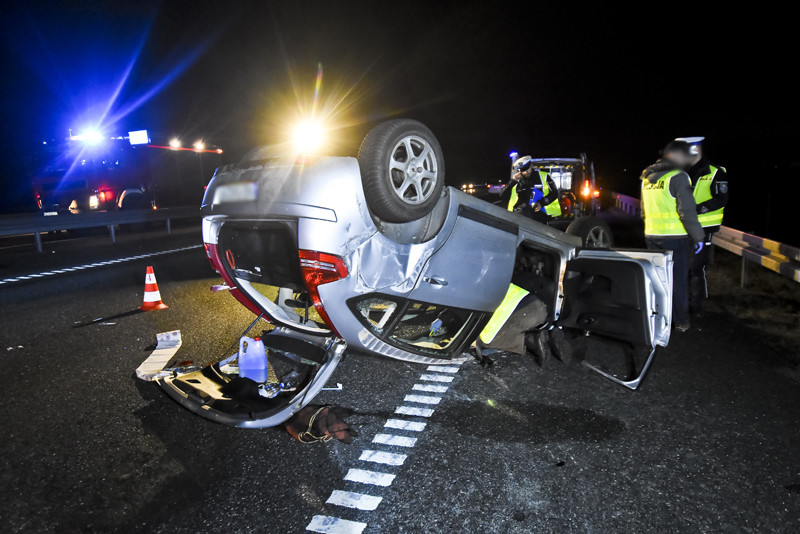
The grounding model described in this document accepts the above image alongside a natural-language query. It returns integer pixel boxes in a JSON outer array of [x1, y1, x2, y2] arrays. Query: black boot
[[549, 328, 573, 364], [525, 331, 551, 367]]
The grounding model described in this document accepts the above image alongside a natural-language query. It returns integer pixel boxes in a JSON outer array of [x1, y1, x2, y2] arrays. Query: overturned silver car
[[159, 119, 673, 428]]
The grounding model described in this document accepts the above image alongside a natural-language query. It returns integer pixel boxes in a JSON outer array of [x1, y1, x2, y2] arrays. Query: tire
[[357, 119, 445, 223], [566, 216, 613, 249]]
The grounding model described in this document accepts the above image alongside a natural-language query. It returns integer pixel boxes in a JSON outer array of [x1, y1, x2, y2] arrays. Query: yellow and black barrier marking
[[712, 227, 800, 286]]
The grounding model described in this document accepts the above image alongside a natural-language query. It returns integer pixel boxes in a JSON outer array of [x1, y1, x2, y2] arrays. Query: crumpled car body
[[159, 148, 673, 428]]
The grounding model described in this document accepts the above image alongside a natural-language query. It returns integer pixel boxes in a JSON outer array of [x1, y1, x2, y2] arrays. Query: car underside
[[157, 119, 674, 428]]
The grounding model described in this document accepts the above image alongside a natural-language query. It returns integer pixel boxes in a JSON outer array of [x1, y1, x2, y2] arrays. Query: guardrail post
[[34, 232, 42, 253], [740, 257, 750, 287], [109, 225, 116, 244], [166, 218, 172, 235]]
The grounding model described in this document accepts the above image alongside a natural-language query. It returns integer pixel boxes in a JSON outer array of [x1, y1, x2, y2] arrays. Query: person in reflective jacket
[[500, 155, 562, 223], [641, 154, 705, 332], [663, 137, 728, 315]]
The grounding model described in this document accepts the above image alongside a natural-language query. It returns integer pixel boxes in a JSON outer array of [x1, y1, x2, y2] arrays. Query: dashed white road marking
[[395, 405, 435, 417], [419, 373, 454, 383], [404, 394, 442, 405], [426, 365, 460, 373], [307, 356, 464, 532], [412, 383, 448, 393], [372, 433, 417, 448], [344, 468, 396, 487], [307, 515, 366, 534], [359, 449, 407, 466], [326, 490, 382, 511], [0, 244, 203, 286], [384, 419, 426, 432]]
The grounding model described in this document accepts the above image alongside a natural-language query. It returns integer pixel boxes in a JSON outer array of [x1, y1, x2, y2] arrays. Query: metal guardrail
[[608, 190, 800, 286], [711, 227, 800, 286], [614, 192, 641, 216], [0, 206, 200, 252]]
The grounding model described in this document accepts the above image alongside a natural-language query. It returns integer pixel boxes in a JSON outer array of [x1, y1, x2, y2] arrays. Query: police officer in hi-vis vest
[[640, 152, 705, 332], [473, 155, 569, 367], [500, 155, 562, 223], [662, 137, 728, 315]]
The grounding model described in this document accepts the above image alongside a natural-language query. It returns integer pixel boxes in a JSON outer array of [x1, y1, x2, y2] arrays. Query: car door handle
[[423, 276, 448, 287]]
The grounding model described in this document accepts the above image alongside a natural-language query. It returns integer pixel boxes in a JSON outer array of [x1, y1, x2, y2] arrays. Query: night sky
[[1, 1, 796, 238]]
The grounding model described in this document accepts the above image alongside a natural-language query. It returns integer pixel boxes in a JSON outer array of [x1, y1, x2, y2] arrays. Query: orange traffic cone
[[139, 266, 169, 311]]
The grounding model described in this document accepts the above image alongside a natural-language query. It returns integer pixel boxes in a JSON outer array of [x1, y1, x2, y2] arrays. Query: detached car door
[[557, 248, 673, 389]]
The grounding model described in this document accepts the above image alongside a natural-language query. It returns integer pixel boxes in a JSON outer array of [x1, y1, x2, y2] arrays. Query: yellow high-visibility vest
[[507, 184, 519, 211], [479, 283, 530, 344], [539, 170, 562, 217], [506, 171, 562, 217], [642, 170, 688, 236], [693, 164, 725, 227]]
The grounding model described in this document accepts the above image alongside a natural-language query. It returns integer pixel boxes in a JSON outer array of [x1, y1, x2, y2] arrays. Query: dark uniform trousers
[[689, 228, 717, 312]]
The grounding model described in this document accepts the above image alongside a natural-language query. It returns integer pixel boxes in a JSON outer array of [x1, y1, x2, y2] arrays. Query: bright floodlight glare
[[73, 130, 103, 144], [194, 140, 205, 151], [291, 120, 325, 154], [169, 138, 181, 149]]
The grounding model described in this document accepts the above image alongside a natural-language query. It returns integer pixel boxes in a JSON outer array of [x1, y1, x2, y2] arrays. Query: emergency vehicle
[[31, 130, 223, 215]]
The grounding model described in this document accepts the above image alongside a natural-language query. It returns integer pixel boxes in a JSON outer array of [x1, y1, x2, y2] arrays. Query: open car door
[[557, 248, 673, 389]]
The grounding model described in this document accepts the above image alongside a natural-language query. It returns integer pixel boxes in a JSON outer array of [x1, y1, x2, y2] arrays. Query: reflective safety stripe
[[642, 170, 688, 236], [507, 183, 518, 211], [142, 291, 163, 302], [479, 283, 530, 344], [693, 164, 724, 227], [539, 170, 562, 217]]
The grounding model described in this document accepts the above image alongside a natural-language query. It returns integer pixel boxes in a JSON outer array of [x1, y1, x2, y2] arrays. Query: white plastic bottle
[[238, 336, 268, 383]]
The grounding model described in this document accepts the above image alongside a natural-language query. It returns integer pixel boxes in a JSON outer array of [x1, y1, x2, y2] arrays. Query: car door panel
[[558, 249, 672, 348], [409, 205, 518, 312]]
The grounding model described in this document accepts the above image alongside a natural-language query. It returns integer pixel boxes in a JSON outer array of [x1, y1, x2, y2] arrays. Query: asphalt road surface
[[1, 226, 799, 533]]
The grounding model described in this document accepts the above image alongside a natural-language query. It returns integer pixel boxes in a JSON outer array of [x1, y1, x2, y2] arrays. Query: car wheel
[[566, 216, 613, 249], [357, 119, 445, 223]]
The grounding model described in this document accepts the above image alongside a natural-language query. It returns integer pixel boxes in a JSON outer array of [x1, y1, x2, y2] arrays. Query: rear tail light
[[298, 250, 348, 333]]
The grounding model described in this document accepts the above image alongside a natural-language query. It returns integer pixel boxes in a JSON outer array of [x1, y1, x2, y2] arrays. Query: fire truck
[[31, 129, 224, 215]]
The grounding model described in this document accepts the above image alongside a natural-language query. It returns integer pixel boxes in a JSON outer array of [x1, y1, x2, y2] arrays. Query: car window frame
[[347, 293, 486, 358]]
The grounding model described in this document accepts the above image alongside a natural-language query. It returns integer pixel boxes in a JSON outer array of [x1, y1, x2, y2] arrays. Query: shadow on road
[[437, 399, 625, 444]]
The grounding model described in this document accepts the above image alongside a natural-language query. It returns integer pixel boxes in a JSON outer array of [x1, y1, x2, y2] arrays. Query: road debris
[[135, 330, 182, 381]]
